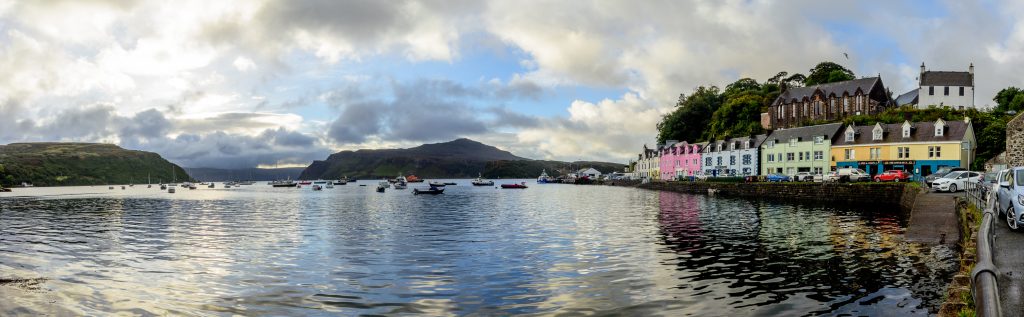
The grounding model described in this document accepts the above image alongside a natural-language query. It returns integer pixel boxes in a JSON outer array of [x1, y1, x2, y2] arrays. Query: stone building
[[1006, 113, 1024, 168], [763, 77, 893, 129]]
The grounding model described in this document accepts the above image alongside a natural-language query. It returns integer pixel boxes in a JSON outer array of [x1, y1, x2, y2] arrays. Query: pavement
[[905, 190, 960, 245], [989, 190, 1024, 315]]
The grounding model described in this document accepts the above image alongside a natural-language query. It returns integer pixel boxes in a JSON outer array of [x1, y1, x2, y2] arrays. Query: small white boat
[[325, 182, 334, 189], [472, 173, 494, 186], [208, 183, 215, 188], [537, 169, 551, 183], [380, 179, 391, 189]]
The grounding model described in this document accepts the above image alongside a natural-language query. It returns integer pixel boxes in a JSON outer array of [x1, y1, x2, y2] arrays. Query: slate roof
[[764, 123, 844, 143], [775, 77, 881, 103], [833, 120, 970, 146], [921, 71, 973, 87], [896, 88, 919, 106]]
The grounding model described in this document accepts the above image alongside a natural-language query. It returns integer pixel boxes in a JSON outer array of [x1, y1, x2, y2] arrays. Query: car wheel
[[1008, 206, 1019, 231], [894, 178, 900, 183], [874, 177, 880, 182], [949, 184, 957, 192]]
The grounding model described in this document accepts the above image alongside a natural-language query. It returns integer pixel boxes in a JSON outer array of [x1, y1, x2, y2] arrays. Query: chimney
[[969, 62, 974, 75], [920, 62, 926, 85]]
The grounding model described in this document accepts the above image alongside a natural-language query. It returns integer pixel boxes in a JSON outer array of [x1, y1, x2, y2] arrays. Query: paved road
[[992, 203, 1024, 315]]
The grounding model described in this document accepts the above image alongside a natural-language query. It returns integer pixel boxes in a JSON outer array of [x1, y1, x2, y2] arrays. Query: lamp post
[[962, 141, 972, 171]]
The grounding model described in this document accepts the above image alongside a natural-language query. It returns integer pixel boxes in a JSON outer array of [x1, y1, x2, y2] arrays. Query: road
[[992, 206, 1024, 315]]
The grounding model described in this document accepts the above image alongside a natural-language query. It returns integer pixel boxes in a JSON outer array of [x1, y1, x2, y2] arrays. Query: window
[[903, 126, 910, 138], [844, 149, 854, 160], [846, 130, 855, 142], [814, 167, 823, 174], [935, 126, 944, 136], [787, 153, 795, 161], [959, 86, 965, 96], [730, 143, 735, 150], [929, 146, 941, 158], [767, 154, 775, 162], [814, 136, 824, 144], [944, 86, 949, 96], [777, 153, 782, 162], [798, 152, 804, 161], [929, 86, 934, 95], [805, 151, 810, 161], [717, 144, 722, 151], [814, 151, 823, 160], [717, 157, 722, 165], [706, 157, 712, 166], [786, 167, 795, 175], [729, 156, 736, 165], [897, 147, 910, 159], [873, 128, 882, 140], [870, 148, 880, 159], [843, 97, 850, 112], [742, 154, 751, 165], [767, 140, 775, 148], [790, 138, 797, 146]]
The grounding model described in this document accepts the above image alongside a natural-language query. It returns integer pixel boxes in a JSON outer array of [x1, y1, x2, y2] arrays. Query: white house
[[916, 62, 975, 109], [577, 168, 602, 179], [635, 145, 659, 181], [701, 135, 767, 177]]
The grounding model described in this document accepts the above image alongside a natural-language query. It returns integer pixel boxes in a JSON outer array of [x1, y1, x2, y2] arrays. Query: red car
[[874, 170, 911, 182]]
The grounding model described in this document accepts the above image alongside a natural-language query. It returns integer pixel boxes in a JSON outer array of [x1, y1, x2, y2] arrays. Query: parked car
[[874, 170, 911, 182], [996, 167, 1024, 231], [932, 171, 981, 192], [823, 171, 840, 182], [766, 173, 791, 182], [925, 167, 967, 187], [979, 170, 1003, 200], [793, 172, 814, 182], [837, 167, 870, 182]]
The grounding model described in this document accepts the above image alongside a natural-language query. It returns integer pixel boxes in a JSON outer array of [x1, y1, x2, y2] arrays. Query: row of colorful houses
[[631, 118, 976, 181]]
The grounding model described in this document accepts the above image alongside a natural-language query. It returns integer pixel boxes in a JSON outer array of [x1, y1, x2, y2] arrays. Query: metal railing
[[971, 182, 1000, 317], [964, 180, 989, 211]]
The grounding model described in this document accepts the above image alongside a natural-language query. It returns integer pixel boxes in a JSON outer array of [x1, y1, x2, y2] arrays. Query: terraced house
[[760, 123, 843, 176], [635, 145, 659, 181], [763, 77, 894, 129], [831, 118, 976, 179], [702, 135, 766, 177]]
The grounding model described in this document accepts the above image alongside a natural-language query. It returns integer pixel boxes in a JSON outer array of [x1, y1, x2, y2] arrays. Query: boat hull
[[501, 184, 528, 189], [413, 188, 444, 195]]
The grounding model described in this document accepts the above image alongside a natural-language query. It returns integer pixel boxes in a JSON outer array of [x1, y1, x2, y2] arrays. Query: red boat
[[406, 175, 424, 182], [298, 180, 312, 185], [501, 182, 529, 189]]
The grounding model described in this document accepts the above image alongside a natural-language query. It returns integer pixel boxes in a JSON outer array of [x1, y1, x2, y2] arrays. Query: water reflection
[[0, 185, 954, 315]]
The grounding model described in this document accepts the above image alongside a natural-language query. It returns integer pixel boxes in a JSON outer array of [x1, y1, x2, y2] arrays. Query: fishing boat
[[406, 175, 424, 183], [537, 170, 551, 183], [471, 173, 494, 186], [413, 185, 445, 195], [501, 182, 529, 189], [270, 180, 298, 187]]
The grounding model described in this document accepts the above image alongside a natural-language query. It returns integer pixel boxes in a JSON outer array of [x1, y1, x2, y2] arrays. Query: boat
[[444, 182, 457, 186], [313, 180, 328, 185], [406, 175, 424, 183], [237, 181, 255, 186], [429, 181, 445, 187], [160, 184, 167, 190], [501, 182, 529, 189], [208, 183, 215, 188], [109, 186, 114, 190], [188, 184, 197, 190], [298, 180, 312, 185], [380, 179, 391, 189], [325, 182, 334, 189], [333, 178, 348, 185], [225, 184, 232, 188], [359, 184, 367, 187], [270, 180, 298, 187], [312, 184, 323, 191], [168, 187, 175, 193], [121, 186, 126, 190], [471, 173, 494, 186], [413, 185, 445, 195], [376, 182, 386, 192], [537, 169, 551, 183], [393, 174, 408, 189], [21, 182, 33, 187], [0, 188, 11, 192]]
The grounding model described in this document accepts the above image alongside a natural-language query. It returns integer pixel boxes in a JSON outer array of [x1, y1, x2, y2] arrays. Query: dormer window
[[730, 143, 735, 150], [789, 138, 797, 146], [902, 125, 911, 138], [935, 126, 943, 136], [767, 140, 775, 148], [845, 130, 855, 142], [814, 136, 823, 144], [872, 126, 883, 141]]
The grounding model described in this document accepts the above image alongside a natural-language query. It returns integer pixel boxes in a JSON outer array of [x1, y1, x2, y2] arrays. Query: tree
[[706, 91, 766, 140], [656, 86, 723, 144], [993, 87, 1024, 113], [723, 78, 761, 97], [804, 61, 855, 86]]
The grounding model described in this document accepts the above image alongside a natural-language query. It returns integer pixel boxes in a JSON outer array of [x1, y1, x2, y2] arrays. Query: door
[[921, 165, 932, 179]]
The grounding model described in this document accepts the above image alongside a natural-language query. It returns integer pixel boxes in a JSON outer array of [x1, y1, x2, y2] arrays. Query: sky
[[1, 0, 1022, 168]]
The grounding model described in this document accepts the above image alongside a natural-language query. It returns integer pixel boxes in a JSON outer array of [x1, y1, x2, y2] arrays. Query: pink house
[[659, 141, 704, 180]]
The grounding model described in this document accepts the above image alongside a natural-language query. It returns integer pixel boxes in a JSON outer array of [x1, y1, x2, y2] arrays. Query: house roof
[[833, 120, 971, 146], [921, 71, 972, 87], [895, 88, 919, 106], [775, 77, 881, 103], [765, 123, 843, 143], [705, 134, 768, 152]]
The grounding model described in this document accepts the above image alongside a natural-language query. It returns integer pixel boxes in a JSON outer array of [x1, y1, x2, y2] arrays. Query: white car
[[793, 172, 814, 182], [932, 171, 981, 192]]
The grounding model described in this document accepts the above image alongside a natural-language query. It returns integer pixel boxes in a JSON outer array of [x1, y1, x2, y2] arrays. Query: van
[[836, 167, 871, 182]]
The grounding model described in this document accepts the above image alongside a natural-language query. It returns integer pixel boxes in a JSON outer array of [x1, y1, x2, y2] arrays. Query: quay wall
[[638, 181, 916, 206]]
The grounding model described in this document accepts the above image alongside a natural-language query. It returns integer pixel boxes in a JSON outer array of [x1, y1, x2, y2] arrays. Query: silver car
[[997, 167, 1024, 231]]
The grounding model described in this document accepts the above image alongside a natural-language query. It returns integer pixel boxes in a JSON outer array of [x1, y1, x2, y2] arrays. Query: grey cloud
[[119, 108, 171, 139], [329, 101, 384, 143], [488, 107, 540, 128], [261, 127, 316, 147]]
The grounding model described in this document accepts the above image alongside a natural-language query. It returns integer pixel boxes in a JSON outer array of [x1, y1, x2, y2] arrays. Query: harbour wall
[[638, 181, 923, 207]]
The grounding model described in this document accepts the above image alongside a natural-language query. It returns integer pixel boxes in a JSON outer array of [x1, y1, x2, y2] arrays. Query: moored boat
[[298, 180, 312, 185], [413, 185, 445, 195], [429, 181, 445, 187], [168, 187, 175, 193], [471, 173, 494, 186], [537, 169, 551, 183], [270, 180, 298, 187], [406, 175, 424, 182], [312, 184, 323, 191], [501, 182, 529, 189]]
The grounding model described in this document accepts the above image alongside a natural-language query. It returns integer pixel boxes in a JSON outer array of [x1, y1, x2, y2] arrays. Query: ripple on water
[[0, 184, 955, 315]]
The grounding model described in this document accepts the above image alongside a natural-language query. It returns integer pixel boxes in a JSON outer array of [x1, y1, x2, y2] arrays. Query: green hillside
[[0, 143, 192, 186]]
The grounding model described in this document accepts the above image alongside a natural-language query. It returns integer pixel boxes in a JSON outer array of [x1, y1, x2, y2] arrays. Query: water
[[0, 181, 956, 316]]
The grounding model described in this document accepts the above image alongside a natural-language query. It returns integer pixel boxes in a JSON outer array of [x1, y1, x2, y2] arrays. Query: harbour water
[[0, 182, 955, 316]]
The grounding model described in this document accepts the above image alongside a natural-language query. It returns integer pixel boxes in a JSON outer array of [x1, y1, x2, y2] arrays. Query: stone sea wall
[[638, 181, 914, 206]]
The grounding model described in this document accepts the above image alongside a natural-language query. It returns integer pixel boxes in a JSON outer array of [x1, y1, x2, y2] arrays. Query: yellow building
[[830, 118, 975, 179]]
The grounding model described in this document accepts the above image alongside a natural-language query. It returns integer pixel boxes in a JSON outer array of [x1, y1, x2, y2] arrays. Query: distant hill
[[0, 143, 191, 186], [299, 138, 625, 179], [185, 167, 305, 181]]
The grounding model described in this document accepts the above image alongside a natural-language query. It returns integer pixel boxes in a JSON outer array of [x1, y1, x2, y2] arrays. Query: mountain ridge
[[0, 142, 192, 186]]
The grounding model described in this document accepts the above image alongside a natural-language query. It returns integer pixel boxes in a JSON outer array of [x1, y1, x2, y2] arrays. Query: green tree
[[804, 61, 855, 86], [656, 86, 723, 144], [706, 91, 766, 140], [994, 87, 1024, 112]]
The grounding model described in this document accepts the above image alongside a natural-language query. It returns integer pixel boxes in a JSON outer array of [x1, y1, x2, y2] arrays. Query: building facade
[[763, 77, 893, 129], [831, 119, 976, 179], [635, 145, 659, 181], [702, 135, 766, 177], [761, 123, 843, 176], [916, 63, 974, 109]]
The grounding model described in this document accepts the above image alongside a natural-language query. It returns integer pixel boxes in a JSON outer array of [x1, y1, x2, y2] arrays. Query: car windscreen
[[1017, 170, 1024, 186], [943, 171, 962, 179]]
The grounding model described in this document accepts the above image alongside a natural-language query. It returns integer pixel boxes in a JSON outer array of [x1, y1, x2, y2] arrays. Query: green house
[[760, 123, 844, 176]]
